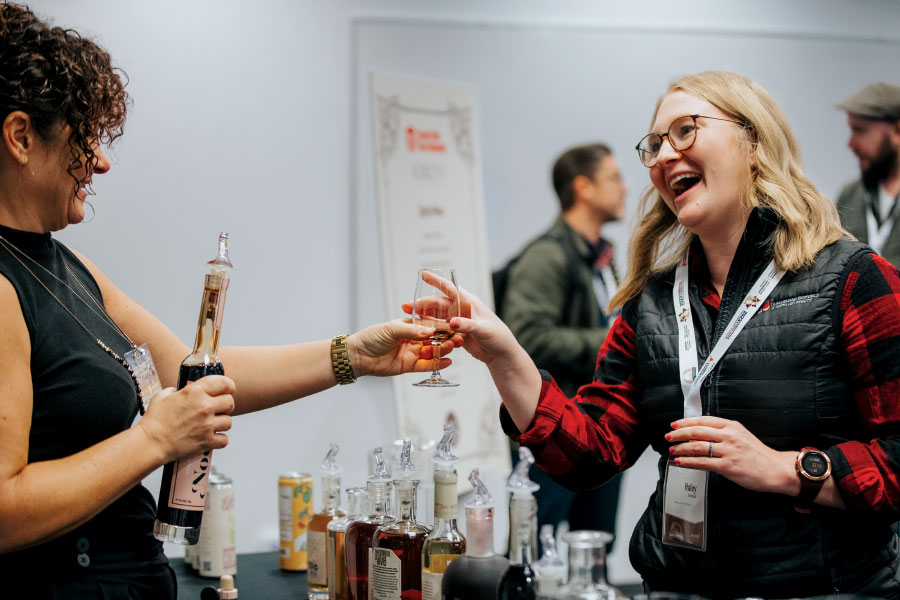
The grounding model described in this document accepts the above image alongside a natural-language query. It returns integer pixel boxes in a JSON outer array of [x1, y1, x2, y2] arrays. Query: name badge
[[124, 343, 162, 413], [662, 460, 708, 551]]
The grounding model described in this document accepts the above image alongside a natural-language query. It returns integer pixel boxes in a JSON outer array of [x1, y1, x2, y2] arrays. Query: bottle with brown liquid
[[371, 438, 430, 600], [154, 232, 232, 545], [327, 487, 367, 600], [308, 443, 346, 599], [344, 447, 394, 600], [421, 425, 466, 600]]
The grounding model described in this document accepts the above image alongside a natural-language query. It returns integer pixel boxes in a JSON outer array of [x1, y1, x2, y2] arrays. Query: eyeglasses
[[635, 114, 745, 167]]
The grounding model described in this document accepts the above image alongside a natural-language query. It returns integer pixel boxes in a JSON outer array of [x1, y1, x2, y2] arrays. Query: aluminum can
[[197, 471, 237, 578], [278, 471, 313, 570]]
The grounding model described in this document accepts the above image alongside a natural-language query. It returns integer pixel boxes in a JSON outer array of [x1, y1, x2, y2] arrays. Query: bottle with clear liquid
[[441, 469, 510, 600], [499, 447, 540, 600], [328, 487, 367, 600], [533, 525, 565, 599], [557, 531, 626, 600], [308, 443, 347, 599], [154, 232, 232, 544], [371, 438, 430, 600], [421, 425, 466, 600], [344, 447, 394, 600]]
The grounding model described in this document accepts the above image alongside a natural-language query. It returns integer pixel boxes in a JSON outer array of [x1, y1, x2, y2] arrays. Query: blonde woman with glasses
[[442, 71, 900, 598]]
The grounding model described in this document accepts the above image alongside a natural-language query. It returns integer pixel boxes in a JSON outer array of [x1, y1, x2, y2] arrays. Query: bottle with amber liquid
[[498, 447, 540, 600], [344, 447, 394, 600], [441, 469, 509, 600], [421, 425, 466, 600], [154, 232, 232, 545], [327, 487, 367, 600], [308, 443, 346, 599], [371, 438, 429, 600]]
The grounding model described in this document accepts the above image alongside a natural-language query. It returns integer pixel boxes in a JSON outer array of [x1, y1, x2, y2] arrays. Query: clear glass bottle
[[421, 425, 466, 600], [371, 438, 430, 599], [441, 469, 510, 600], [328, 487, 367, 600], [308, 443, 346, 599], [345, 447, 394, 600], [500, 447, 541, 600], [533, 525, 565, 599], [557, 531, 626, 600], [154, 232, 232, 544]]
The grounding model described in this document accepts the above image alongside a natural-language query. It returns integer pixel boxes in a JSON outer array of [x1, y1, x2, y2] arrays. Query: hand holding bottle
[[138, 375, 236, 463], [347, 319, 462, 377]]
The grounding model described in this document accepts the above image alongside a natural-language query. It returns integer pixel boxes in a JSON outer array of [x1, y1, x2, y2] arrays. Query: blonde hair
[[610, 71, 846, 310]]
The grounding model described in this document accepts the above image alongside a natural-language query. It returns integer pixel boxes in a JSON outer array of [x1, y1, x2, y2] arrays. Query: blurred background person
[[836, 82, 900, 267], [496, 143, 627, 554]]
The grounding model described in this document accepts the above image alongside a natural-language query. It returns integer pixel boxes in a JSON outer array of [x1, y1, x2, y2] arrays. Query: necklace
[[0, 234, 144, 405]]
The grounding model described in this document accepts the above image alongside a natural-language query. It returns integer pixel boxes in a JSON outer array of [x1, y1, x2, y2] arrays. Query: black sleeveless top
[[0, 224, 166, 576]]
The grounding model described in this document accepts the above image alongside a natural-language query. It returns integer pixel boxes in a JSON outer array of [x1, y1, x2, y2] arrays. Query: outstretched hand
[[348, 319, 463, 377], [401, 270, 520, 368]]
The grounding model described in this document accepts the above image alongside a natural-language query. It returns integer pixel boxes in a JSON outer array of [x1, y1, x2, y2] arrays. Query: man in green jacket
[[835, 82, 900, 267], [502, 143, 627, 551]]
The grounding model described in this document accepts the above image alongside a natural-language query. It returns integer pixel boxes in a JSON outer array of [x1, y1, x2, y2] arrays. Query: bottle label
[[214, 278, 229, 331], [433, 480, 458, 520], [370, 547, 401, 600], [307, 530, 327, 585], [421, 570, 443, 600], [168, 449, 213, 510]]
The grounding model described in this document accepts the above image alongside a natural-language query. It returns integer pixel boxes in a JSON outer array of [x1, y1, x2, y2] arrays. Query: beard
[[861, 137, 900, 190]]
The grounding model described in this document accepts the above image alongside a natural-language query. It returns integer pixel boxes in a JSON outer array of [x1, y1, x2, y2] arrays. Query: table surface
[[171, 551, 308, 599]]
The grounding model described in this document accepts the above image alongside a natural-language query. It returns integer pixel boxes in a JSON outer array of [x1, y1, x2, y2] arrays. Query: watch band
[[794, 447, 831, 514], [331, 335, 357, 385]]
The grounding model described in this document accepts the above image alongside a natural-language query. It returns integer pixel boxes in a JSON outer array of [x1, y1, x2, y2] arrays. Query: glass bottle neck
[[433, 470, 458, 521], [190, 271, 227, 357], [321, 476, 341, 511], [367, 483, 392, 518], [508, 496, 537, 565], [394, 480, 419, 523], [464, 507, 495, 557]]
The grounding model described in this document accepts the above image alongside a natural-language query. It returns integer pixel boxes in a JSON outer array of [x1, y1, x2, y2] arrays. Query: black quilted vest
[[627, 209, 897, 598]]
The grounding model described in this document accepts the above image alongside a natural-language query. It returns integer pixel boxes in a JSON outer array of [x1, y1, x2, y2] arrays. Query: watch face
[[801, 451, 829, 478]]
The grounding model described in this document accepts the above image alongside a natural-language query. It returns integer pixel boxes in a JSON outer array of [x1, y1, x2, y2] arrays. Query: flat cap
[[836, 82, 900, 121]]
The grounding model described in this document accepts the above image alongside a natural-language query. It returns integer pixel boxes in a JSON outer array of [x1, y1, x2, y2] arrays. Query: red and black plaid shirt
[[501, 252, 900, 515]]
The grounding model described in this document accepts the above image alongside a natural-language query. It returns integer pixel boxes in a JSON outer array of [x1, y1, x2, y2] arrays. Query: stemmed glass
[[411, 268, 460, 387]]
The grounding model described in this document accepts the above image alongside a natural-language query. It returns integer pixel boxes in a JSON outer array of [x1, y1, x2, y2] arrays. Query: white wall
[[26, 0, 900, 586]]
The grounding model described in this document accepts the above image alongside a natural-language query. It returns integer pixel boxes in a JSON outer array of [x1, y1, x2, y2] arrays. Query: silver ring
[[708, 442, 714, 457], [472, 320, 481, 335]]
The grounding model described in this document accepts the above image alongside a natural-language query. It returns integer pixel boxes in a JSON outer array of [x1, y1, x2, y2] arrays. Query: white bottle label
[[421, 570, 443, 600], [370, 547, 401, 600], [307, 530, 327, 585]]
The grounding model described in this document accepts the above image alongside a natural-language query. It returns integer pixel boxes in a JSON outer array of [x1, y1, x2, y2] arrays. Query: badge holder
[[662, 459, 708, 552], [124, 343, 162, 413]]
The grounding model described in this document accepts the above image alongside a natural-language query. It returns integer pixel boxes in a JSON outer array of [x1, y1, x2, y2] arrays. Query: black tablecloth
[[171, 551, 307, 599]]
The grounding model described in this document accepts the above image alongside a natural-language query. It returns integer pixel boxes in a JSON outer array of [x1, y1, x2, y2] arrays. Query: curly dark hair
[[0, 3, 128, 191]]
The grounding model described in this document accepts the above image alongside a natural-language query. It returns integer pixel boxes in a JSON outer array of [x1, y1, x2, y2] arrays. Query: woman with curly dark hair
[[0, 5, 460, 597]]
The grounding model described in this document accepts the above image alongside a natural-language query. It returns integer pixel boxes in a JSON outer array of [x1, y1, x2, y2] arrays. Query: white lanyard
[[673, 250, 785, 418], [866, 189, 899, 256]]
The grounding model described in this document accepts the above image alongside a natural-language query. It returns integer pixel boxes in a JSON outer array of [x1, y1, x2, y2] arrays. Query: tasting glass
[[411, 268, 460, 387]]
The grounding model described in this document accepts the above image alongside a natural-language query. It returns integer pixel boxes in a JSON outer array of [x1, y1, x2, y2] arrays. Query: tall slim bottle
[[441, 469, 510, 600], [344, 448, 394, 600], [499, 447, 540, 600], [154, 232, 232, 544], [308, 443, 346, 599], [421, 425, 466, 600], [328, 487, 367, 600], [371, 439, 430, 600]]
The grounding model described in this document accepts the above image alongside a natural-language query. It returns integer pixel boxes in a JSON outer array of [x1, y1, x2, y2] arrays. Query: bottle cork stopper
[[218, 574, 238, 599]]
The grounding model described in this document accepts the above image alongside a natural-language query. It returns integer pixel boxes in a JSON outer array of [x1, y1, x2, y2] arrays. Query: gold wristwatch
[[331, 335, 357, 385]]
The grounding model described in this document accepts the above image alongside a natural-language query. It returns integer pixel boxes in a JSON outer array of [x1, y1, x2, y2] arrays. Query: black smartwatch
[[794, 447, 831, 513]]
